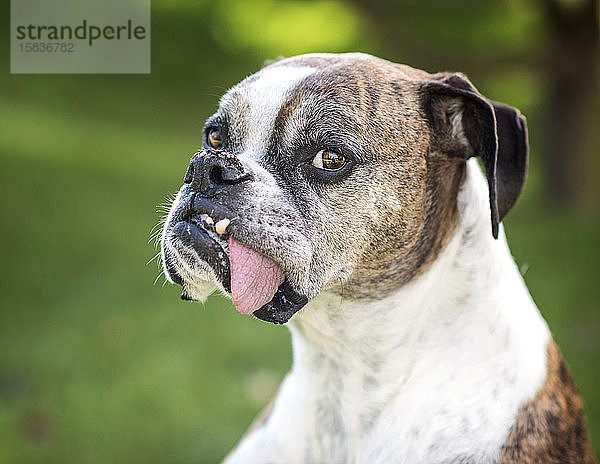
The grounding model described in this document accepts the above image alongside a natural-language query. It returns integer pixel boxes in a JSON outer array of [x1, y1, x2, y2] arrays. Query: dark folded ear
[[420, 72, 529, 239]]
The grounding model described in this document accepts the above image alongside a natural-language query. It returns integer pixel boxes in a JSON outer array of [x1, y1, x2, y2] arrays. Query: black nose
[[184, 149, 250, 193]]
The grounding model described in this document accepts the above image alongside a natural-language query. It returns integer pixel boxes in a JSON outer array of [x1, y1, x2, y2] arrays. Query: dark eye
[[207, 128, 223, 149], [311, 149, 346, 171]]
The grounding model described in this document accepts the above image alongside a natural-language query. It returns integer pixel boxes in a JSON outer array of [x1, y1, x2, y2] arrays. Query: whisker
[[153, 272, 164, 286], [146, 252, 161, 266]]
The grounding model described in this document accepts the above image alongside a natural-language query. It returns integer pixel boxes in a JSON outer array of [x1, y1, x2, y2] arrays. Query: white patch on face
[[223, 65, 316, 161]]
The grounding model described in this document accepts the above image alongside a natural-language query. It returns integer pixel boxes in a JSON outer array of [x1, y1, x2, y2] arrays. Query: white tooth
[[199, 214, 214, 225], [215, 218, 230, 235]]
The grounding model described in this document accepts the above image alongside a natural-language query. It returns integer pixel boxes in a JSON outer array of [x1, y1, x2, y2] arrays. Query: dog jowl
[[160, 53, 596, 463]]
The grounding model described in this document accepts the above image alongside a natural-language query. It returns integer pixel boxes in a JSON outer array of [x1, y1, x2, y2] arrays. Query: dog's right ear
[[420, 72, 529, 239]]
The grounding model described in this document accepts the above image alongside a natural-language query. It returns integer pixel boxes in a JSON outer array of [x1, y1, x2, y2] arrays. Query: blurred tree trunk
[[540, 0, 599, 205]]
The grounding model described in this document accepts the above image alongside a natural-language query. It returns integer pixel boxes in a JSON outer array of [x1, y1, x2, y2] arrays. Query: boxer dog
[[160, 53, 596, 463]]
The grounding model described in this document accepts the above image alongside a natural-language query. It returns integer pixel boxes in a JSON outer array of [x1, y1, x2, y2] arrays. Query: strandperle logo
[[15, 19, 147, 46], [11, 0, 150, 73]]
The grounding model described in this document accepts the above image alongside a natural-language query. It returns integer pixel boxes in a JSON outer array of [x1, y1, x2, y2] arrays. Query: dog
[[160, 53, 596, 463]]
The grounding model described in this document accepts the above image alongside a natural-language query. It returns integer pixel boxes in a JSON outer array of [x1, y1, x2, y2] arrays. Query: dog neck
[[290, 159, 537, 359], [285, 159, 550, 462]]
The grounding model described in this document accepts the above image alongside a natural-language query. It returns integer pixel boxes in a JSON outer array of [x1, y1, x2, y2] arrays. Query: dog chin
[[166, 256, 219, 303], [182, 279, 217, 303]]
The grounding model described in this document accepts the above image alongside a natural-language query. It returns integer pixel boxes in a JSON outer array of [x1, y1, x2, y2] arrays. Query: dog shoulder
[[499, 340, 596, 463]]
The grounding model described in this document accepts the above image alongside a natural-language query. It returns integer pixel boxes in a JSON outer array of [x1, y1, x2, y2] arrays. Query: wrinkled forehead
[[218, 65, 317, 158], [214, 56, 425, 161], [221, 64, 317, 117]]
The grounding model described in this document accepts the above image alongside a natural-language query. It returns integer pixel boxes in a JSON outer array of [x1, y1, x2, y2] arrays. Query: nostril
[[185, 149, 249, 193], [208, 166, 224, 185]]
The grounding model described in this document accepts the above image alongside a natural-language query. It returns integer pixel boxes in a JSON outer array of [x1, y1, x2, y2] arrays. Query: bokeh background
[[1, 0, 599, 462]]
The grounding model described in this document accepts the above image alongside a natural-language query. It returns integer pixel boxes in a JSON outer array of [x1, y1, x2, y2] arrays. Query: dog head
[[160, 53, 528, 324]]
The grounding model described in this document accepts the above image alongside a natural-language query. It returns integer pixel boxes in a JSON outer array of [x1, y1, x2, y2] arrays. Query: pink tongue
[[229, 237, 285, 315]]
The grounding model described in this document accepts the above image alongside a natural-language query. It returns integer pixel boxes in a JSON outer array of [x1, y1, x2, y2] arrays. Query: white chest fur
[[224, 160, 550, 464]]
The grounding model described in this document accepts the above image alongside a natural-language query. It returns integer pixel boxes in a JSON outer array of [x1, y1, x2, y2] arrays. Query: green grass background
[[1, 1, 598, 462]]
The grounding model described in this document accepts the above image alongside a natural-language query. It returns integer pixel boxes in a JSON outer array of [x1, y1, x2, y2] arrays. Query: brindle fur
[[499, 340, 596, 463], [264, 56, 465, 300]]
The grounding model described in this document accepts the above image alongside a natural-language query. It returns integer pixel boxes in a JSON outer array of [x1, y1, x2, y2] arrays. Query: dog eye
[[311, 149, 346, 171], [207, 128, 223, 149]]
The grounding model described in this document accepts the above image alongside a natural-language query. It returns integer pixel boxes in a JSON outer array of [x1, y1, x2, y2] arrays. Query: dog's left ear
[[420, 72, 529, 239]]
